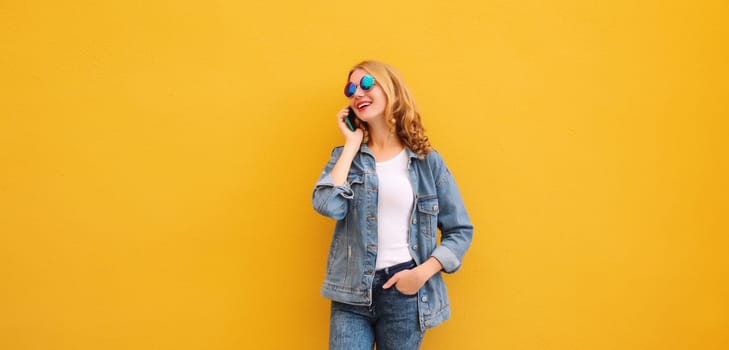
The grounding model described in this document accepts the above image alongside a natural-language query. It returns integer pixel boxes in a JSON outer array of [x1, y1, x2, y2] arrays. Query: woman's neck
[[367, 120, 404, 161]]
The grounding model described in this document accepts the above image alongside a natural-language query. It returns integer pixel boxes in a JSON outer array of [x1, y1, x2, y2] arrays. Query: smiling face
[[347, 68, 387, 123]]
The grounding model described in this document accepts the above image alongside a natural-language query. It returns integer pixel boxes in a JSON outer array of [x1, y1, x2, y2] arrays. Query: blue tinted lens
[[360, 75, 375, 90], [344, 82, 356, 97]]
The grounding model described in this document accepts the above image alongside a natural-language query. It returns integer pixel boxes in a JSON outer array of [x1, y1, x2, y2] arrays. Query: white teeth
[[357, 102, 371, 109]]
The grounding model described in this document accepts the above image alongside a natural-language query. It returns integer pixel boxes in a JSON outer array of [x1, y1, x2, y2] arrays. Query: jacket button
[[412, 218, 417, 224], [412, 245, 418, 250], [421, 296, 428, 302]]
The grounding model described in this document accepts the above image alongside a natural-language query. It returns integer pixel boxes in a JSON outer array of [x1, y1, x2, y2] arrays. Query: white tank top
[[375, 149, 415, 270]]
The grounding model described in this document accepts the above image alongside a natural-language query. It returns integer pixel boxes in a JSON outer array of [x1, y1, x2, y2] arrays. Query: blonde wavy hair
[[348, 60, 432, 157]]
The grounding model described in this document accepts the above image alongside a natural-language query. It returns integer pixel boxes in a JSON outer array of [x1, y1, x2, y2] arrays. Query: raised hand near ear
[[337, 107, 363, 145]]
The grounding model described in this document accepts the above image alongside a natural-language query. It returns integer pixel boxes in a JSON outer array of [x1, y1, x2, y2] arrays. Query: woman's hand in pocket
[[383, 257, 444, 295]]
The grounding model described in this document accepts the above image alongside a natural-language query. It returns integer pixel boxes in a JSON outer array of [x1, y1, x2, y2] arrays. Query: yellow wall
[[1, 1, 727, 349]]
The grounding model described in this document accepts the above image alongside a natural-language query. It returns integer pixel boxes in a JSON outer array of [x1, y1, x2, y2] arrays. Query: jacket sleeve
[[428, 151, 474, 273], [312, 147, 353, 221]]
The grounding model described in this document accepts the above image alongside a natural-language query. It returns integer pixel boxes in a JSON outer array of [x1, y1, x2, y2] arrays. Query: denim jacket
[[312, 144, 473, 330]]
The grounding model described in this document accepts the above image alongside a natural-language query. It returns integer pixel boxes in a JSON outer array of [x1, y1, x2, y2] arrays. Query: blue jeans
[[329, 260, 425, 350]]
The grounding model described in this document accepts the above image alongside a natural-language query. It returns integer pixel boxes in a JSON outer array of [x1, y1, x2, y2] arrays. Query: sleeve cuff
[[316, 174, 354, 199], [431, 246, 461, 273]]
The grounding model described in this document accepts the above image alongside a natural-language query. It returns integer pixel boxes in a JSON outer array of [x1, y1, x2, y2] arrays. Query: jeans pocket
[[393, 284, 419, 297]]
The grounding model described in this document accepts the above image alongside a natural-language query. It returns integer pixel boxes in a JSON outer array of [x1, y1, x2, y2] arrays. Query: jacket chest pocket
[[416, 196, 439, 238]]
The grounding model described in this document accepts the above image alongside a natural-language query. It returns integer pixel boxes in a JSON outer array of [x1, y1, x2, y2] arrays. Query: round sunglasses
[[344, 74, 376, 98]]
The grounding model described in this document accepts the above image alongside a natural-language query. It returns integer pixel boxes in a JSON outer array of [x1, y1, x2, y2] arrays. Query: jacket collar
[[360, 143, 420, 160]]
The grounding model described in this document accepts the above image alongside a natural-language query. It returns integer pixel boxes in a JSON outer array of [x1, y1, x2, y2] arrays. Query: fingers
[[337, 107, 350, 123], [336, 107, 351, 132], [336, 106, 363, 145], [382, 270, 424, 295], [382, 274, 399, 289]]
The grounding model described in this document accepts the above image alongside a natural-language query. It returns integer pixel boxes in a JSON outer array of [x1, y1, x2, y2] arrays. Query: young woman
[[312, 60, 473, 350]]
